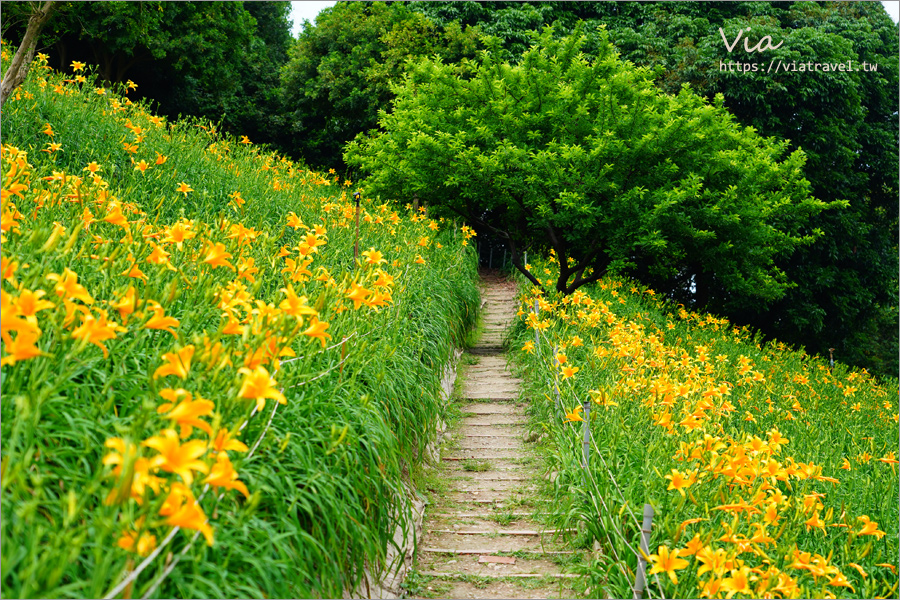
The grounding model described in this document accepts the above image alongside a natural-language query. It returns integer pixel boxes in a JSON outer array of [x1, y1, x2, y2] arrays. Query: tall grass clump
[[509, 252, 898, 599], [1, 45, 479, 599]]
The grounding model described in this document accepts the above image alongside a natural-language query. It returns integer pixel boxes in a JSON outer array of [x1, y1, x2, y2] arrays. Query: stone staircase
[[410, 272, 580, 600]]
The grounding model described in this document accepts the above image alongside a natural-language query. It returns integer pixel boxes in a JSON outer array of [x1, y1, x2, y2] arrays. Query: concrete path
[[410, 272, 578, 600]]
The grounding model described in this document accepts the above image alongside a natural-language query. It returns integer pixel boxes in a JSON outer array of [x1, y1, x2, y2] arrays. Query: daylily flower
[[563, 405, 583, 423], [142, 429, 208, 485], [362, 247, 386, 265], [157, 388, 214, 438], [211, 427, 249, 454], [648, 545, 689, 585], [238, 365, 286, 411], [303, 316, 331, 347], [856, 515, 886, 539], [153, 346, 195, 380], [202, 242, 234, 270], [158, 483, 214, 546], [71, 310, 126, 357], [203, 452, 249, 497], [176, 181, 193, 196], [0, 328, 47, 366], [47, 268, 94, 304], [143, 302, 180, 336]]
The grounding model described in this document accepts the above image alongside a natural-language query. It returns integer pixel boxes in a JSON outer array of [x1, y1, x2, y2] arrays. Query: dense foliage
[[1, 1, 293, 150], [0, 49, 479, 598], [279, 1, 483, 169], [347, 27, 833, 304], [510, 254, 898, 599], [407, 0, 899, 379]]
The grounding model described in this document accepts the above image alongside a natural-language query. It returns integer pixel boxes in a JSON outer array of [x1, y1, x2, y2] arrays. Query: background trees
[[346, 28, 832, 302], [1, 1, 291, 146], [278, 1, 483, 169], [404, 1, 899, 378]]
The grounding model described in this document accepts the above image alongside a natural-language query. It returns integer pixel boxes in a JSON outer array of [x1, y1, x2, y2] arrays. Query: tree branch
[[1, 1, 56, 107]]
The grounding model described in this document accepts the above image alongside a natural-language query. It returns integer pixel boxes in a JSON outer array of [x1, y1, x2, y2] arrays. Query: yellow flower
[[521, 340, 534, 354], [117, 522, 157, 556], [856, 515, 885, 539], [71, 60, 85, 71], [0, 328, 48, 366], [648, 545, 690, 585], [720, 566, 754, 599], [176, 181, 193, 195], [238, 365, 286, 411], [158, 483, 214, 546], [142, 429, 209, 485], [361, 247, 386, 265], [202, 242, 235, 270], [346, 283, 371, 309], [111, 285, 139, 322], [303, 316, 331, 347], [664, 468, 693, 497], [560, 365, 579, 379], [143, 302, 180, 336], [211, 427, 249, 454], [157, 388, 214, 439], [563, 405, 583, 423], [203, 452, 250, 497], [13, 288, 55, 322], [47, 268, 94, 304], [71, 311, 126, 357]]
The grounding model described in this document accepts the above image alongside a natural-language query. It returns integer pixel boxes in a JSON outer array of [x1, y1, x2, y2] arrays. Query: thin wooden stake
[[353, 192, 361, 263], [581, 398, 590, 471], [553, 343, 561, 417], [633, 504, 654, 599]]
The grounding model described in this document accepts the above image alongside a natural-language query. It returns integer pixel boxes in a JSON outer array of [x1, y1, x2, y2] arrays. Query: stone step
[[428, 529, 575, 536], [417, 571, 580, 579], [420, 548, 575, 556]]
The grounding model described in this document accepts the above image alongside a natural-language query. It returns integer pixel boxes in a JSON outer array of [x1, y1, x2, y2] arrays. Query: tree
[[347, 27, 833, 297], [406, 1, 899, 377], [0, 1, 56, 106], [279, 1, 483, 170]]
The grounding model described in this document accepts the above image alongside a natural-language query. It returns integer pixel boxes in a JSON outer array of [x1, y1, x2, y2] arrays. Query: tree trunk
[[0, 1, 56, 107]]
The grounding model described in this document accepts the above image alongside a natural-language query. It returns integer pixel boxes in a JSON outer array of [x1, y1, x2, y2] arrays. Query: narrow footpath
[[410, 272, 580, 600]]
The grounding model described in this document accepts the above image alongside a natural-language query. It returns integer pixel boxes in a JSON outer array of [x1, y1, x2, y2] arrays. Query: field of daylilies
[[510, 253, 898, 599], [1, 46, 479, 598]]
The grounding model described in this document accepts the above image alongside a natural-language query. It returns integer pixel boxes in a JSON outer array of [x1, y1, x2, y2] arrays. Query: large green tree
[[279, 1, 483, 169], [407, 1, 899, 377], [347, 27, 834, 299]]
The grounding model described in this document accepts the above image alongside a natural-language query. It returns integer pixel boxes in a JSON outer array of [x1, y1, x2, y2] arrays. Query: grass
[[0, 49, 481, 599], [461, 459, 492, 472]]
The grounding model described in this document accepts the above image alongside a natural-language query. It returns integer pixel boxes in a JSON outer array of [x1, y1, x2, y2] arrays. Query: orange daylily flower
[[153, 345, 195, 380], [202, 242, 235, 270], [157, 388, 214, 438], [142, 429, 208, 485], [648, 545, 690, 585], [303, 316, 331, 347], [0, 328, 48, 366], [143, 302, 180, 336], [203, 452, 250, 497], [238, 366, 286, 411], [47, 268, 94, 304], [211, 427, 249, 454], [158, 483, 213, 546], [71, 311, 126, 357]]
